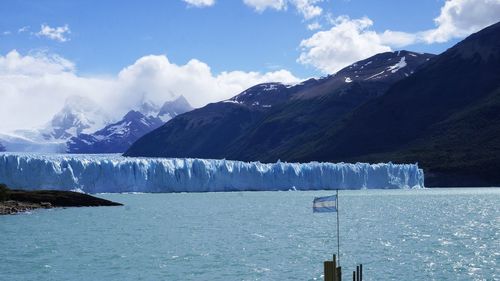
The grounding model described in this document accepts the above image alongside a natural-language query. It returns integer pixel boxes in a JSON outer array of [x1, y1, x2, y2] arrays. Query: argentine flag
[[313, 195, 337, 213]]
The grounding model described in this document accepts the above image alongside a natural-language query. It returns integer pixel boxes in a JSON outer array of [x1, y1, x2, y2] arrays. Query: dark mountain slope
[[124, 83, 296, 158], [290, 22, 500, 186], [126, 102, 268, 158]]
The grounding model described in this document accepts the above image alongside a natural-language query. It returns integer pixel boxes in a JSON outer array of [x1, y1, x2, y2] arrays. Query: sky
[[1, 0, 500, 132]]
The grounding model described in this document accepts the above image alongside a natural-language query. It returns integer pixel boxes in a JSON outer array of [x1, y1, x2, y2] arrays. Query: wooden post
[[359, 264, 362, 281], [353, 271, 356, 281], [337, 266, 342, 281], [356, 266, 360, 281], [324, 261, 334, 281]]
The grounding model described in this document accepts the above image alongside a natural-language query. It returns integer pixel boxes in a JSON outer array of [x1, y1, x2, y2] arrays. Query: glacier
[[0, 153, 424, 193]]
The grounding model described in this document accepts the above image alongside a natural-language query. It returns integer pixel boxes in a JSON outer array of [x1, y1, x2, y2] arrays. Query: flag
[[313, 195, 337, 213]]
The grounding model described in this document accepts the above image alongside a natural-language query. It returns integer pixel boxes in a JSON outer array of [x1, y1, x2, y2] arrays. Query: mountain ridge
[[125, 50, 435, 159]]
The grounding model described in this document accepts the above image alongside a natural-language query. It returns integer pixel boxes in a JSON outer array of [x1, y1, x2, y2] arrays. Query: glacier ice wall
[[0, 153, 424, 193]]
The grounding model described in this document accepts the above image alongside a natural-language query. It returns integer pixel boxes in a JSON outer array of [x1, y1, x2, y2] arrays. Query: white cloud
[[298, 16, 391, 73], [0, 50, 75, 76], [307, 22, 321, 30], [3, 31, 11, 35], [243, 0, 323, 19], [293, 0, 322, 20], [0, 50, 300, 132], [183, 0, 215, 7], [379, 30, 417, 48], [36, 24, 71, 42], [18, 26, 29, 33], [298, 0, 500, 73], [243, 0, 286, 11], [421, 0, 500, 43]]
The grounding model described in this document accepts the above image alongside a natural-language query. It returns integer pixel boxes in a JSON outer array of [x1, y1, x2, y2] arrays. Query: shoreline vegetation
[[0, 184, 122, 215]]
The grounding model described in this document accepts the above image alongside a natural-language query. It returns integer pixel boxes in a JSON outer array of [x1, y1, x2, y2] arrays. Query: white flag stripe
[[313, 201, 336, 208]]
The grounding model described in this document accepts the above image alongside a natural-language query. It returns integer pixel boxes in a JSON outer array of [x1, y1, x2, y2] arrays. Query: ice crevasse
[[0, 153, 424, 193]]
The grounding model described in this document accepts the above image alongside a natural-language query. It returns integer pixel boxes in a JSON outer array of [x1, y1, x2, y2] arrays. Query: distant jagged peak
[[44, 95, 111, 140], [158, 95, 193, 122], [134, 95, 193, 121], [160, 95, 192, 109], [122, 109, 146, 121], [135, 97, 160, 118]]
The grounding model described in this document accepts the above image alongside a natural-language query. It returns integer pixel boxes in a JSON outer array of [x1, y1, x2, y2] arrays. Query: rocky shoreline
[[0, 186, 123, 215], [0, 200, 54, 215]]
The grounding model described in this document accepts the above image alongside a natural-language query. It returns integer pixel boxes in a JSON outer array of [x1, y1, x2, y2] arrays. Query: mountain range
[[0, 95, 192, 154], [125, 21, 500, 187], [67, 96, 192, 153], [124, 50, 434, 159]]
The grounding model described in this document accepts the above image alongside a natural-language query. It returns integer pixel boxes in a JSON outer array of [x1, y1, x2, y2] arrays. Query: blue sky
[[1, 0, 461, 77], [1, 0, 499, 131]]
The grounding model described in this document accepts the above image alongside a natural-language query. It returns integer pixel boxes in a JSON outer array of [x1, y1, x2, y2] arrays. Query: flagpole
[[336, 189, 340, 266]]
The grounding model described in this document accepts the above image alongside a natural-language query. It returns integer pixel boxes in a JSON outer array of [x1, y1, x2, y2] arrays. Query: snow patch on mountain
[[387, 56, 407, 73], [365, 70, 386, 80]]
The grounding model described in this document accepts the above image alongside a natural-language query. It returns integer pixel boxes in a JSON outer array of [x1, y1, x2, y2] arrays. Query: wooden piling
[[324, 261, 334, 281], [324, 254, 346, 281], [359, 264, 362, 281], [353, 271, 356, 281]]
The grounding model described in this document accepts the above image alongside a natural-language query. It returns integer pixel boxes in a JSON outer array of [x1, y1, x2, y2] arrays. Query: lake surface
[[1, 188, 498, 280]]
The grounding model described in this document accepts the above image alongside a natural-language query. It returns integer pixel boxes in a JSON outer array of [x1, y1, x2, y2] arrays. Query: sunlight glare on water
[[0, 188, 498, 280]]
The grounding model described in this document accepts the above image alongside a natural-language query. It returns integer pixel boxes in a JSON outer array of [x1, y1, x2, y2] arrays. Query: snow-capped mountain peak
[[137, 100, 161, 118], [157, 95, 193, 122], [42, 95, 111, 140], [66, 95, 193, 153]]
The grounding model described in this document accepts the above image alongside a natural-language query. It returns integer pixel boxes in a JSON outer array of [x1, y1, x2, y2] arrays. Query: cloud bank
[[299, 0, 500, 73], [298, 17, 392, 74], [422, 0, 500, 43], [0, 50, 300, 132]]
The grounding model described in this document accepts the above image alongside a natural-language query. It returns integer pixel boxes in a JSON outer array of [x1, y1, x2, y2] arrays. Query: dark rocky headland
[[0, 184, 122, 215]]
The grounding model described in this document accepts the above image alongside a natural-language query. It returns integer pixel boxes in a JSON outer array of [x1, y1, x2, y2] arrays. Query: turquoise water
[[1, 188, 498, 280]]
